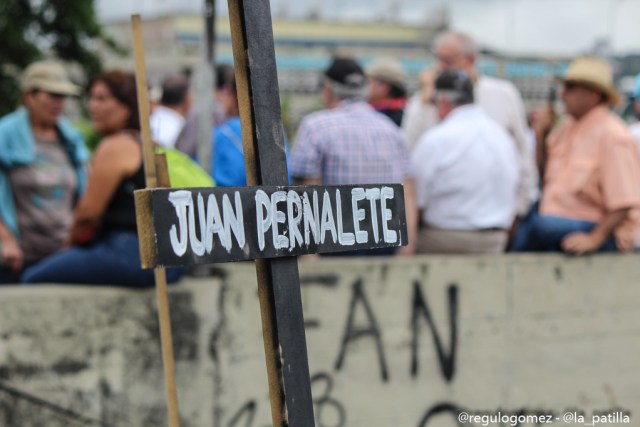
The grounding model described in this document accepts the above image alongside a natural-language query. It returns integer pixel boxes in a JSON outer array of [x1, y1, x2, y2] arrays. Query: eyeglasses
[[436, 53, 465, 67]]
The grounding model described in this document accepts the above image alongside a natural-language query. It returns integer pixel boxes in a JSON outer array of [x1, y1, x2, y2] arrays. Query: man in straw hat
[[0, 60, 88, 283], [512, 56, 640, 254]]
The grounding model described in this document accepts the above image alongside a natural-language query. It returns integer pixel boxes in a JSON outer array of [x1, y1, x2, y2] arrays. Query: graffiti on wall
[[1, 261, 637, 426], [216, 272, 634, 427]]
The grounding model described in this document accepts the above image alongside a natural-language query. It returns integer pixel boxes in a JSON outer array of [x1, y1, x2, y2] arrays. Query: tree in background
[[0, 0, 124, 117]]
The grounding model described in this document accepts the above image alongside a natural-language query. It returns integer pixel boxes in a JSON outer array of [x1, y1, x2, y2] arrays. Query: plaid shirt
[[291, 100, 410, 185]]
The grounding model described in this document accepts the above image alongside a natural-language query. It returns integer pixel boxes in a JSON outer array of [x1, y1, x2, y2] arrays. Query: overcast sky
[[97, 0, 640, 56]]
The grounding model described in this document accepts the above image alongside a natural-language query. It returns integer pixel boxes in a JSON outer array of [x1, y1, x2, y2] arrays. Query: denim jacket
[[0, 107, 88, 238]]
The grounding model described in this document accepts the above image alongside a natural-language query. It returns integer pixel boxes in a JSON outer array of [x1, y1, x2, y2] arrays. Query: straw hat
[[559, 56, 620, 106]]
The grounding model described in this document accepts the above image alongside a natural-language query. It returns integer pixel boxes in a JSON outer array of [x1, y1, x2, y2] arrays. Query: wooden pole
[[131, 14, 182, 427], [227, 1, 315, 425]]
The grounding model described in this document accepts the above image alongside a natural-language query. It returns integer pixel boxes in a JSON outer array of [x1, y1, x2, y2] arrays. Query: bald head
[[433, 31, 477, 75]]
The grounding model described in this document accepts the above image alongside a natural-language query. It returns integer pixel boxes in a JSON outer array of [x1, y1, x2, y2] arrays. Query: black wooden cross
[[134, 2, 408, 425]]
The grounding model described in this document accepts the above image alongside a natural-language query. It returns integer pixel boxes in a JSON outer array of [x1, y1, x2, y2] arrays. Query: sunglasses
[[563, 82, 593, 92]]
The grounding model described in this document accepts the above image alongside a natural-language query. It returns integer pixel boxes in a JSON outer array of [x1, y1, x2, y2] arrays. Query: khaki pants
[[416, 227, 508, 254]]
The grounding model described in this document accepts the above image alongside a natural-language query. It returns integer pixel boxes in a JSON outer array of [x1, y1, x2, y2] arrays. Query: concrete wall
[[1, 255, 639, 426]]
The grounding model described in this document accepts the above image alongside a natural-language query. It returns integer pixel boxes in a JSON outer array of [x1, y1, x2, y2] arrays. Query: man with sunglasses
[[0, 60, 88, 283], [513, 57, 640, 254]]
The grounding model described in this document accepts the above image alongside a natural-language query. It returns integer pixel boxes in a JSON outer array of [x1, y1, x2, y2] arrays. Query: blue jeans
[[512, 203, 617, 252], [21, 231, 184, 287]]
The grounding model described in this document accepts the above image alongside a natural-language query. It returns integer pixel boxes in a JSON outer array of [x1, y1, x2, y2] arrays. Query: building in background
[[99, 13, 578, 130]]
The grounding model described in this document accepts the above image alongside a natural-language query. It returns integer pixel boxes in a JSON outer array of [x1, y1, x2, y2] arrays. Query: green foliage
[[71, 119, 101, 153], [0, 0, 124, 117]]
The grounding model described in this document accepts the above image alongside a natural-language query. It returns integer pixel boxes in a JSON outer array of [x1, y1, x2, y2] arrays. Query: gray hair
[[433, 31, 478, 57], [434, 89, 474, 107], [324, 78, 366, 101]]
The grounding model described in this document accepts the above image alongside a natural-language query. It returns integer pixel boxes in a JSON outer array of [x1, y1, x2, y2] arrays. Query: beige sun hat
[[559, 56, 620, 106], [366, 58, 406, 91], [20, 61, 80, 96]]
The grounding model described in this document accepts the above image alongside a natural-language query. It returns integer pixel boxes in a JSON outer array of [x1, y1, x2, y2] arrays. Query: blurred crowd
[[2, 30, 640, 286]]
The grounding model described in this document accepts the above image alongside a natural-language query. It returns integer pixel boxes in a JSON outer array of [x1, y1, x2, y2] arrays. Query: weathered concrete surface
[[1, 255, 639, 426]]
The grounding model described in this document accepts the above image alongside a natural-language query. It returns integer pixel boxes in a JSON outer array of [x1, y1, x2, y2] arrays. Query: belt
[[419, 223, 507, 232]]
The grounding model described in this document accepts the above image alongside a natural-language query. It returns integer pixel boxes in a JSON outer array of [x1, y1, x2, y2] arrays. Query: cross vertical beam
[[227, 1, 316, 426]]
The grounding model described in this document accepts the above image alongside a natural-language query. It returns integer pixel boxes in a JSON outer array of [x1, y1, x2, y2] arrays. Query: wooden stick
[[227, 2, 315, 426], [131, 14, 181, 427], [131, 14, 158, 189], [227, 3, 285, 425]]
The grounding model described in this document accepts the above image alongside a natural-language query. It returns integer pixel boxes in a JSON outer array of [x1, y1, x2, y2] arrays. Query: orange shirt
[[541, 105, 640, 247]]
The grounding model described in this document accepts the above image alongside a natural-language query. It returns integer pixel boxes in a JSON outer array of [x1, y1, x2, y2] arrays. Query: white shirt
[[476, 76, 538, 215], [402, 93, 438, 152], [631, 122, 640, 147], [411, 104, 519, 230], [150, 105, 185, 149], [401, 75, 537, 216]]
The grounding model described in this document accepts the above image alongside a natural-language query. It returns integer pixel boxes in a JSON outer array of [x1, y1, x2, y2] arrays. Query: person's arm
[[399, 131, 438, 255], [564, 133, 640, 254], [289, 116, 323, 186], [402, 70, 438, 152], [69, 134, 142, 244], [535, 127, 547, 182], [0, 219, 22, 272], [534, 106, 556, 184], [396, 178, 417, 256], [506, 85, 538, 217], [561, 208, 630, 255]]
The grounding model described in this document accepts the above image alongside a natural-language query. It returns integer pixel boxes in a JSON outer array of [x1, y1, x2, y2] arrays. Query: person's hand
[[396, 244, 415, 256], [298, 253, 320, 262], [533, 105, 555, 138], [419, 68, 437, 105], [1, 236, 24, 273], [615, 233, 634, 253], [68, 218, 100, 246], [561, 231, 602, 255]]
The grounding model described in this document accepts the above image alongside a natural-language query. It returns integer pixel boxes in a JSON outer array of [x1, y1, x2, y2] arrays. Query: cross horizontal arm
[[134, 183, 407, 268]]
